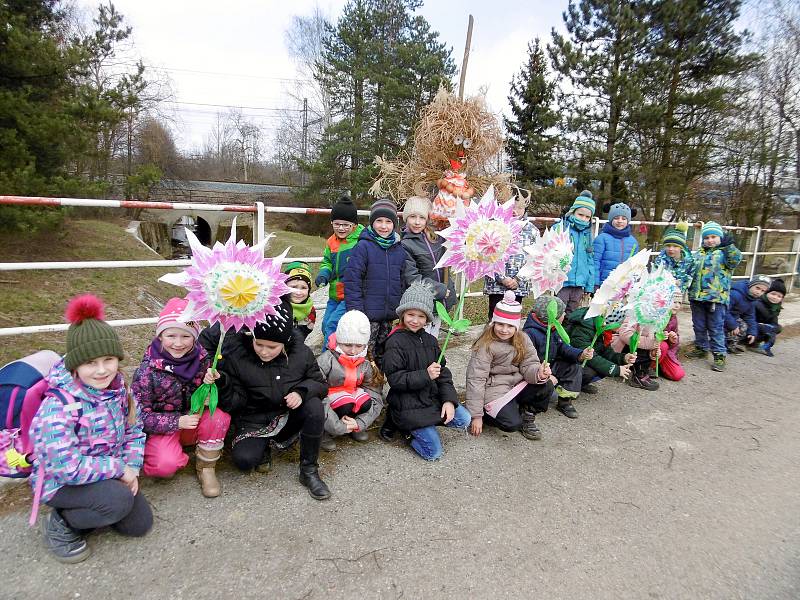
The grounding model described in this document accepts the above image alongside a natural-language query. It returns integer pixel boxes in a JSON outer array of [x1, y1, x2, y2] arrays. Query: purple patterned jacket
[[131, 345, 210, 435]]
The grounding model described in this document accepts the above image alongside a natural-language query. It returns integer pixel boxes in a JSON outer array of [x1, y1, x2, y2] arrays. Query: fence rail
[[1, 195, 799, 337]]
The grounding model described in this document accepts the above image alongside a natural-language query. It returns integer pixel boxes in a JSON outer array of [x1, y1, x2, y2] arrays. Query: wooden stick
[[458, 15, 474, 100]]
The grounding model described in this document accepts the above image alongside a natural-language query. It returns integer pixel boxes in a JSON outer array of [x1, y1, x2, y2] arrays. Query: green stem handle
[[437, 292, 466, 364]]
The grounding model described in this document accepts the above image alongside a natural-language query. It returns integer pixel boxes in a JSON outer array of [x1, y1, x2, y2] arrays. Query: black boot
[[520, 409, 542, 440], [42, 509, 90, 563], [379, 411, 396, 442], [298, 434, 331, 500]]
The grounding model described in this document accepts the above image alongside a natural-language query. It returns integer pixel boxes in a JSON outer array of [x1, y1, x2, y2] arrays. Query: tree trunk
[[603, 46, 623, 199]]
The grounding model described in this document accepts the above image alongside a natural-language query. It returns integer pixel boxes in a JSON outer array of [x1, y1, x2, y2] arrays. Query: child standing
[[653, 222, 696, 293], [555, 193, 597, 315], [284, 261, 317, 342], [594, 202, 639, 288], [483, 193, 540, 320], [30, 295, 152, 563], [316, 196, 364, 349], [752, 278, 785, 356], [466, 291, 553, 440], [381, 282, 471, 461], [724, 276, 771, 354], [132, 298, 230, 498], [522, 295, 594, 419], [343, 198, 419, 367], [685, 221, 743, 372], [317, 310, 384, 451]]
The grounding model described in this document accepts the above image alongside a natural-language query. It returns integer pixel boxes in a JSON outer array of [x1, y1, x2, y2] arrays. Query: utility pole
[[457, 15, 474, 100], [302, 97, 308, 185]]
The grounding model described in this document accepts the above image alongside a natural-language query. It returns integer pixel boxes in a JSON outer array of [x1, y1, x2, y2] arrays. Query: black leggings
[[483, 382, 554, 432], [47, 479, 152, 536]]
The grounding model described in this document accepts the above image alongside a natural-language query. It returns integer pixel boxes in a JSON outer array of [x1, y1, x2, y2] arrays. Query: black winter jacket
[[400, 228, 454, 309], [382, 327, 459, 431], [198, 324, 327, 432]]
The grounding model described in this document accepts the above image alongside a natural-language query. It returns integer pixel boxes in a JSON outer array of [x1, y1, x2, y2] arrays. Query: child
[[522, 295, 594, 419], [724, 275, 771, 354], [466, 291, 553, 440], [594, 202, 639, 288], [685, 221, 743, 372], [29, 295, 152, 563], [400, 195, 453, 337], [284, 261, 317, 342], [317, 310, 384, 451], [555, 193, 597, 315], [653, 222, 696, 293], [483, 193, 540, 320], [751, 278, 785, 356], [653, 293, 686, 381], [132, 297, 230, 498], [343, 198, 420, 367], [565, 305, 636, 391], [381, 282, 471, 461], [316, 195, 364, 349], [611, 318, 662, 390]]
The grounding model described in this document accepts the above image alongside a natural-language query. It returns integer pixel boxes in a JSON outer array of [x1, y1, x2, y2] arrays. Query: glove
[[315, 275, 329, 287], [718, 233, 734, 247]]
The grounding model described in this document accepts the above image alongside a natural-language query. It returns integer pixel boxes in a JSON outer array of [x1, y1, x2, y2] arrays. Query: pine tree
[[504, 38, 560, 187]]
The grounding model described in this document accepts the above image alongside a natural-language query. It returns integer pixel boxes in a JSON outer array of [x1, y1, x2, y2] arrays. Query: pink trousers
[[143, 409, 231, 478], [654, 341, 685, 381]]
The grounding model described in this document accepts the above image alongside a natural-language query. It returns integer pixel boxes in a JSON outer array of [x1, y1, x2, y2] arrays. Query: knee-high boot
[[195, 447, 222, 498], [298, 434, 331, 501]]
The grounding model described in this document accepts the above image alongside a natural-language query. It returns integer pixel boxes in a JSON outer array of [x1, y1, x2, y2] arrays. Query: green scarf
[[367, 226, 395, 249], [291, 296, 313, 322]]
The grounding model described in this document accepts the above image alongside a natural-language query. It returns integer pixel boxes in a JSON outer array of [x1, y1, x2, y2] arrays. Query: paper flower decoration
[[585, 248, 652, 319], [434, 185, 525, 283], [544, 298, 570, 363], [625, 265, 678, 331], [518, 225, 573, 296]]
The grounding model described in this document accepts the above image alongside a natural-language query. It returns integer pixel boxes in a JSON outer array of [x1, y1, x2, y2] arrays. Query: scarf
[[149, 338, 203, 383], [566, 213, 591, 231], [366, 226, 396, 249], [601, 221, 632, 239], [291, 296, 314, 322], [761, 296, 782, 317]]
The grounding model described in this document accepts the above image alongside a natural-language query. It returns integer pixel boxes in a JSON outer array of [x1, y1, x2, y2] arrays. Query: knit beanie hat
[[330, 195, 358, 224], [578, 190, 593, 200], [748, 275, 772, 291], [370, 198, 399, 230], [335, 310, 370, 345], [569, 195, 595, 216], [532, 294, 565, 322], [491, 290, 522, 328], [396, 281, 435, 323], [608, 202, 632, 222], [701, 221, 724, 239], [402, 196, 432, 222], [251, 298, 293, 344], [284, 260, 312, 288], [156, 297, 200, 339], [768, 278, 786, 296], [661, 222, 689, 248], [64, 295, 125, 372]]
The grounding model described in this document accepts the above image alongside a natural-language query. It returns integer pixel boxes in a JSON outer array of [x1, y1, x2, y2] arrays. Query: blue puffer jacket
[[593, 223, 639, 288], [554, 215, 596, 291], [522, 313, 583, 364], [343, 228, 420, 322], [724, 281, 759, 334]]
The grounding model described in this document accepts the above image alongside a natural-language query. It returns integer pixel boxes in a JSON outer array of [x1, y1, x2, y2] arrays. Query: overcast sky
[[75, 0, 570, 152]]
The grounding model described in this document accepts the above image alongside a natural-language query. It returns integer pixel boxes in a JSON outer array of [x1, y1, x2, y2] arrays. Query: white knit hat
[[402, 196, 432, 222], [335, 310, 371, 345], [491, 290, 522, 328]]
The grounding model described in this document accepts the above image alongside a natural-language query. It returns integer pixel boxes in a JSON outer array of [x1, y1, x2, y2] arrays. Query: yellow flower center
[[220, 274, 260, 309]]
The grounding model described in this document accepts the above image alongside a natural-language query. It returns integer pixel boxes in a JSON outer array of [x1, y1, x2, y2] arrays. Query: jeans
[[690, 300, 727, 355], [321, 299, 347, 350], [409, 404, 471, 461]]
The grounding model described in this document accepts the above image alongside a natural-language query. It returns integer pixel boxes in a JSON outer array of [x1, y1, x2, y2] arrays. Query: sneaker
[[320, 434, 337, 452], [556, 400, 578, 419], [628, 373, 659, 391], [728, 344, 745, 355], [580, 383, 599, 394], [712, 354, 726, 372], [685, 347, 709, 359], [42, 510, 90, 564], [350, 430, 369, 443], [763, 345, 775, 358]]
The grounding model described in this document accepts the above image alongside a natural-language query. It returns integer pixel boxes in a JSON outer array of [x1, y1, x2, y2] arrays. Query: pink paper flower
[[518, 225, 573, 296]]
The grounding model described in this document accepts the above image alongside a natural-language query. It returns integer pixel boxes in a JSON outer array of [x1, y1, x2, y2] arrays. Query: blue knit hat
[[608, 203, 631, 222], [701, 221, 724, 239], [569, 195, 595, 216]]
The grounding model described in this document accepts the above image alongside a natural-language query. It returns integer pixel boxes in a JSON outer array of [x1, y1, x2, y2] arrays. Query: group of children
[[19, 192, 788, 564]]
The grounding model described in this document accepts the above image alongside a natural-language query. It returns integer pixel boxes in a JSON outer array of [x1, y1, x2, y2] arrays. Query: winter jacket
[[343, 228, 421, 322], [689, 240, 743, 304], [400, 228, 453, 308], [611, 318, 659, 352], [317, 335, 384, 436], [382, 327, 459, 431], [198, 324, 327, 433], [29, 360, 144, 503], [554, 215, 596, 290], [522, 313, 583, 364], [565, 306, 629, 377], [593, 223, 639, 288], [653, 248, 696, 294], [465, 333, 545, 418], [483, 220, 540, 297], [131, 344, 211, 435], [724, 281, 760, 334], [661, 314, 681, 365], [755, 296, 782, 327], [317, 224, 365, 301]]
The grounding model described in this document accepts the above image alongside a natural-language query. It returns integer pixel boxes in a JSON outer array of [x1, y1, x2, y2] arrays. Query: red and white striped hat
[[491, 290, 522, 328], [156, 297, 200, 339]]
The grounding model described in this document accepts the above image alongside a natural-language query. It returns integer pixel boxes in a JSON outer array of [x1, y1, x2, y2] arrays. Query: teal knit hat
[[661, 222, 689, 248], [64, 295, 124, 371], [701, 221, 724, 239], [569, 195, 595, 216]]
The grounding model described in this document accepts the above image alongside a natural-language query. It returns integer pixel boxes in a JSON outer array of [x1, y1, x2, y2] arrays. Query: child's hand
[[426, 362, 441, 380], [579, 347, 594, 361], [549, 374, 558, 385], [619, 365, 632, 380], [441, 402, 455, 424], [538, 362, 552, 381], [625, 353, 637, 365], [179, 414, 201, 429], [470, 417, 483, 437], [746, 335, 755, 345], [649, 347, 661, 360], [503, 277, 518, 290], [203, 368, 220, 385], [315, 274, 328, 287], [120, 467, 139, 496], [731, 327, 740, 336], [667, 331, 678, 344], [285, 391, 303, 409], [341, 416, 358, 432]]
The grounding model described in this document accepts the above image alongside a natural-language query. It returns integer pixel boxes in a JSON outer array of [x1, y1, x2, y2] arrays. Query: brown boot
[[195, 447, 222, 498]]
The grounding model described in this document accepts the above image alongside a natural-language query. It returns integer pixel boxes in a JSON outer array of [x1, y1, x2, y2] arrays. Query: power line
[[120, 61, 313, 83], [171, 100, 304, 112]]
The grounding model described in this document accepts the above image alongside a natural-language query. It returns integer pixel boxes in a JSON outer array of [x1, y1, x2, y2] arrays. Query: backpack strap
[[28, 389, 83, 527]]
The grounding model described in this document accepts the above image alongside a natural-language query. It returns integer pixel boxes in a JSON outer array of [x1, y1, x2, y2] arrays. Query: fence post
[[255, 201, 265, 246], [748, 226, 762, 278], [691, 222, 702, 252], [790, 232, 800, 292]]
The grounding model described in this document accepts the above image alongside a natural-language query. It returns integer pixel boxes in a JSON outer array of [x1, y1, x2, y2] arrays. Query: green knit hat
[[569, 195, 596, 216], [661, 221, 689, 249], [64, 295, 124, 371]]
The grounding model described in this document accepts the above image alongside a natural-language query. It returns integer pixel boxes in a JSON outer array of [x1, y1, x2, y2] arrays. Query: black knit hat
[[769, 278, 786, 296], [370, 198, 399, 229], [251, 298, 293, 344], [331, 195, 358, 224]]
